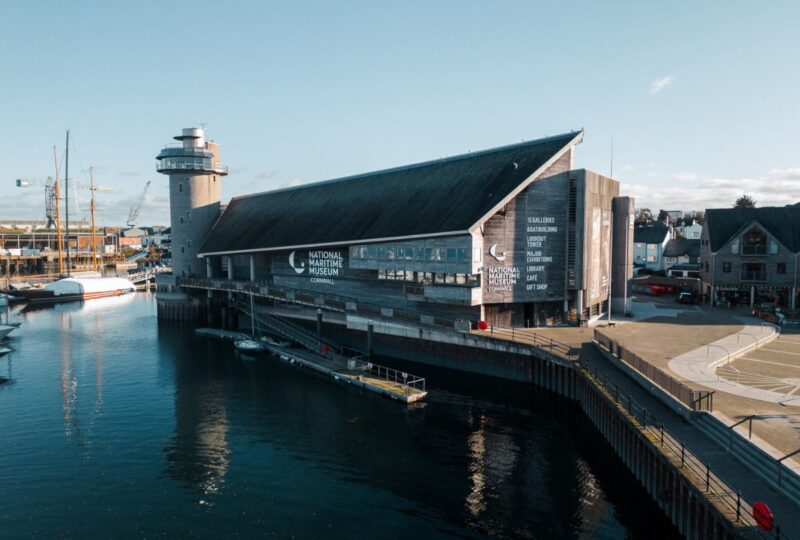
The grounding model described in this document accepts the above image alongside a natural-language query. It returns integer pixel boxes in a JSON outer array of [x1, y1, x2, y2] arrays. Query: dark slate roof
[[633, 222, 670, 244], [705, 206, 800, 252], [663, 239, 700, 258], [199, 131, 582, 255]]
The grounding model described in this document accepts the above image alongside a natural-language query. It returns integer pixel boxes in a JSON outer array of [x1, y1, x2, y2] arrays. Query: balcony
[[741, 245, 768, 256], [156, 158, 228, 175]]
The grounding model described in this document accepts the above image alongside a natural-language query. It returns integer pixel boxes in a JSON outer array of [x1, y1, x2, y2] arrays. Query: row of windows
[[351, 245, 472, 263], [377, 269, 480, 286], [720, 262, 785, 275]]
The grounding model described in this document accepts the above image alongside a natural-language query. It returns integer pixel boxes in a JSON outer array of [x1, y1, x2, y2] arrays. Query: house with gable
[[700, 206, 800, 308]]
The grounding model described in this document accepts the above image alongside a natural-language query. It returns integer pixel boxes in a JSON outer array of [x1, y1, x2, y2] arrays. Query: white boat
[[0, 347, 10, 357], [234, 339, 266, 352], [13, 277, 136, 305], [0, 324, 17, 340], [263, 336, 291, 347]]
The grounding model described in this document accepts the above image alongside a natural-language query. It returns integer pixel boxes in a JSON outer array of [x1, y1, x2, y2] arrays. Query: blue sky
[[1, 1, 798, 226]]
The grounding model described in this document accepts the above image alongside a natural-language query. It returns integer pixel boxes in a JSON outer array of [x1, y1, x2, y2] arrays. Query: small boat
[[0, 324, 17, 340], [10, 277, 135, 305], [263, 336, 291, 347], [0, 347, 10, 357], [234, 339, 266, 352]]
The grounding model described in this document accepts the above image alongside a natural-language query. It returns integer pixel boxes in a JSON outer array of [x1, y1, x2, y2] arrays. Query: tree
[[734, 195, 756, 209], [635, 208, 654, 224]]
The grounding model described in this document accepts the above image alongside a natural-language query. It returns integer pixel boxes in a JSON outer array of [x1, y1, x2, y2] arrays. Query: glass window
[[730, 239, 739, 254], [423, 272, 433, 283], [446, 248, 457, 261], [368, 246, 378, 259], [742, 228, 768, 255], [769, 240, 779, 255], [405, 247, 414, 260], [467, 274, 479, 286], [741, 263, 766, 281], [778, 263, 787, 274], [397, 247, 405, 259], [378, 269, 386, 279], [445, 273, 455, 284], [395, 270, 404, 280], [455, 273, 466, 284], [378, 246, 387, 259], [458, 248, 468, 261], [387, 270, 396, 280], [386, 247, 395, 260], [350, 246, 359, 259], [415, 247, 424, 259], [405, 271, 415, 281], [425, 247, 434, 260], [434, 272, 445, 284], [722, 262, 731, 273]]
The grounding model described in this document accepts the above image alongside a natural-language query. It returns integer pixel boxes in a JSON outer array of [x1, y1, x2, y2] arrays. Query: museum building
[[187, 130, 632, 327]]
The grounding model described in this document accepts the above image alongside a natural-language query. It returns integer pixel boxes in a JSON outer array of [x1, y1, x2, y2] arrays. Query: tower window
[[180, 217, 184, 224], [188, 240, 192, 248], [179, 183, 183, 193], [181, 246, 185, 254]]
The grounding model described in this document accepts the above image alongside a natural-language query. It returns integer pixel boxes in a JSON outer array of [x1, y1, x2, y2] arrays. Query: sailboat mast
[[64, 130, 71, 276], [53, 146, 64, 276], [250, 295, 256, 337], [90, 166, 98, 272]]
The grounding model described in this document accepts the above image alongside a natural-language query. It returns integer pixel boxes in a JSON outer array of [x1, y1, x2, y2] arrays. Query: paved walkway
[[583, 343, 800, 536], [668, 320, 784, 403]]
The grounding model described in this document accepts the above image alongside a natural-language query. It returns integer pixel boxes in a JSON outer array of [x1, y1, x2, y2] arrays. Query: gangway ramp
[[237, 302, 427, 403]]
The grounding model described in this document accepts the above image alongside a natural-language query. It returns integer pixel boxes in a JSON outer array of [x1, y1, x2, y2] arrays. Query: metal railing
[[236, 299, 427, 395], [483, 324, 576, 359], [358, 360, 426, 394], [594, 330, 715, 412], [179, 277, 578, 363], [581, 356, 789, 539]]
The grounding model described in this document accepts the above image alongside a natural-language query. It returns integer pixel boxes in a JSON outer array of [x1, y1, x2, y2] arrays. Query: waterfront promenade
[[478, 298, 800, 536]]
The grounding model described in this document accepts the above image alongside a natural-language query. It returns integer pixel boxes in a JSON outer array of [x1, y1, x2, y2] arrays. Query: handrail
[[581, 355, 791, 539], [179, 277, 578, 362], [594, 330, 713, 412], [236, 298, 426, 394], [777, 448, 800, 488], [729, 415, 756, 447]]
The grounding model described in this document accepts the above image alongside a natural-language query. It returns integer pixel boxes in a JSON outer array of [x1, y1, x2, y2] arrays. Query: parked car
[[677, 292, 695, 304]]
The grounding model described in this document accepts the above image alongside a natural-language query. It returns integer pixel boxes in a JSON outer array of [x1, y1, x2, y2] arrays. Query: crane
[[127, 181, 151, 227], [15, 177, 114, 228]]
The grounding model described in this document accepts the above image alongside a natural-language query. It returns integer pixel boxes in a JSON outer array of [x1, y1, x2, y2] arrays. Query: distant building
[[700, 206, 800, 308], [663, 239, 700, 277], [674, 217, 702, 239], [633, 222, 671, 270], [122, 227, 148, 238]]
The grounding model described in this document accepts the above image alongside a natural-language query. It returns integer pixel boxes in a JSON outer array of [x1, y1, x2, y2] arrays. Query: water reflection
[[162, 328, 230, 504], [0, 295, 679, 538]]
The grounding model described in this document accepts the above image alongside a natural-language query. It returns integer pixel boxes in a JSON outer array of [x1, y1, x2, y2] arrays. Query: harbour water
[[0, 293, 677, 538]]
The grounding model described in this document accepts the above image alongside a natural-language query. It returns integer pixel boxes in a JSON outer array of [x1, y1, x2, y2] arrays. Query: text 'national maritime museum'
[[156, 128, 634, 327]]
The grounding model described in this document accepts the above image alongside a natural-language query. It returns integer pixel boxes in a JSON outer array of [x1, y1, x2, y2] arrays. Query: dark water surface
[[0, 294, 677, 538]]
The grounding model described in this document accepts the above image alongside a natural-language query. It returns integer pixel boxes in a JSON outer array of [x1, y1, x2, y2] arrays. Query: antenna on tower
[[610, 135, 615, 178]]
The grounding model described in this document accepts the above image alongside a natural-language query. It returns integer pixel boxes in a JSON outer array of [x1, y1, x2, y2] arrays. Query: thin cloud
[[626, 168, 800, 210], [650, 75, 674, 95]]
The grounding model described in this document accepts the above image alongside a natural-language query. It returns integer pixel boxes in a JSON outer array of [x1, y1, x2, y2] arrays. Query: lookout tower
[[156, 127, 227, 277]]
